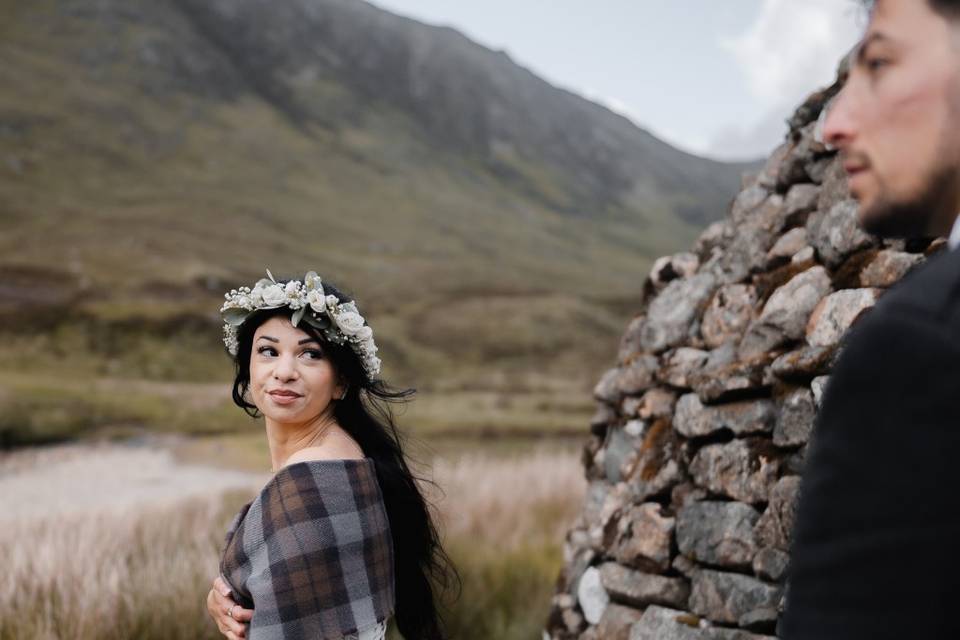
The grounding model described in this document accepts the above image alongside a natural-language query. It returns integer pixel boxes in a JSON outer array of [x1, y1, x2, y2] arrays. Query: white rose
[[306, 289, 327, 313], [354, 326, 373, 341], [284, 281, 300, 296], [261, 284, 287, 307], [333, 311, 365, 336]]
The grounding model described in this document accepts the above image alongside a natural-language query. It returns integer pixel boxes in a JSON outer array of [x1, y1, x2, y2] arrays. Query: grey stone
[[596, 603, 645, 640], [757, 140, 792, 189], [676, 501, 760, 569], [737, 607, 779, 633], [811, 375, 830, 407], [767, 344, 837, 381], [765, 227, 808, 266], [752, 547, 790, 582], [629, 606, 706, 640], [689, 569, 782, 625], [701, 284, 758, 349], [672, 554, 700, 579], [807, 198, 878, 268], [586, 481, 630, 549], [860, 249, 924, 287], [805, 288, 881, 348], [651, 252, 701, 290], [612, 502, 675, 572], [695, 221, 729, 260], [691, 357, 772, 404], [673, 394, 776, 439], [604, 426, 641, 483], [816, 155, 850, 212], [785, 443, 808, 475], [804, 154, 833, 184], [660, 348, 711, 388], [782, 183, 820, 228], [618, 315, 646, 364], [581, 480, 611, 524], [590, 403, 616, 432], [636, 388, 677, 420], [776, 138, 813, 188], [616, 354, 661, 395], [599, 562, 691, 609], [730, 185, 769, 226], [625, 419, 684, 502], [706, 224, 778, 285], [690, 439, 780, 505], [641, 273, 718, 353], [671, 482, 709, 509], [754, 476, 802, 551], [738, 266, 832, 359], [774, 387, 816, 447], [594, 367, 622, 404], [791, 245, 816, 265], [577, 566, 608, 625]]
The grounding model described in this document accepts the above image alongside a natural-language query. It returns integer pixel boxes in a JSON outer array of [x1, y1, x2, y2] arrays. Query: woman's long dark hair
[[227, 278, 459, 640]]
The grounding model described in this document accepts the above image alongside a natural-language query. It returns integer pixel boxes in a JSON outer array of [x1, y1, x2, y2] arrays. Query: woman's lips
[[268, 392, 302, 405]]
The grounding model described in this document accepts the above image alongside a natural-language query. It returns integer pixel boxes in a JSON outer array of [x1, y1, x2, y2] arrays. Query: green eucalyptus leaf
[[222, 307, 250, 326], [291, 305, 307, 327], [303, 313, 331, 330]]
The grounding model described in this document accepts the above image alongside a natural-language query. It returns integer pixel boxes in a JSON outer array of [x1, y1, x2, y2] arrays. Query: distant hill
[[0, 0, 758, 439]]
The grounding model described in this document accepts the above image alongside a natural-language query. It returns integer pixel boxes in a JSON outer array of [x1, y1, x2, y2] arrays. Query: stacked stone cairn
[[544, 62, 947, 640]]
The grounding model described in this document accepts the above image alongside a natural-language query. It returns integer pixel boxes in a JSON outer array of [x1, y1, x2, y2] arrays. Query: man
[[781, 1, 960, 638]]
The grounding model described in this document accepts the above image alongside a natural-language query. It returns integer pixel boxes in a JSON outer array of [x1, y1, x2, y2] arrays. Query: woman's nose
[[272, 353, 299, 380]]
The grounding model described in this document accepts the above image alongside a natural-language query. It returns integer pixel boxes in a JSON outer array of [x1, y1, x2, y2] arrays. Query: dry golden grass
[[0, 442, 586, 640], [425, 446, 586, 550]]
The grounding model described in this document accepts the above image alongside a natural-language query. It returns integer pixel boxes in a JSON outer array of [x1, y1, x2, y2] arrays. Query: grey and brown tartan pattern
[[220, 457, 395, 639]]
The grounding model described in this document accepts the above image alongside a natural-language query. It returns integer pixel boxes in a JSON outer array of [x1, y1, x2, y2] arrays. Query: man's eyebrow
[[256, 336, 321, 345], [855, 32, 892, 65]]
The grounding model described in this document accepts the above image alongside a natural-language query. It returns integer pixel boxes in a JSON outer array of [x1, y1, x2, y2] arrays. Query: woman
[[205, 269, 456, 640]]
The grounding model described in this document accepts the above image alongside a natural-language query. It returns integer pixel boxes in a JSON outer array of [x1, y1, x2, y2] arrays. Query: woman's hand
[[207, 575, 253, 640]]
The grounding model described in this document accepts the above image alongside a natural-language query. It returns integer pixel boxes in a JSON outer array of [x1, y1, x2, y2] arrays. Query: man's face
[[822, 0, 960, 238]]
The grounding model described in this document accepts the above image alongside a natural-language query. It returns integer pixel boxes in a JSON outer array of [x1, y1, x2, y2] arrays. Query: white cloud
[[708, 0, 866, 160], [721, 0, 864, 108]]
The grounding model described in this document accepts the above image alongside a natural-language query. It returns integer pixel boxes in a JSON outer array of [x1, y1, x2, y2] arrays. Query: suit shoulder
[[872, 246, 960, 321]]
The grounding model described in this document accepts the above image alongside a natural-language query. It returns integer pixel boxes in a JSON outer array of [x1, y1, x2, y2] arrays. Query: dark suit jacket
[[781, 244, 960, 639]]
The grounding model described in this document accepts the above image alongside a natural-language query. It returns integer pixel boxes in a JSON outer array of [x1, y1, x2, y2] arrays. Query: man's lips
[[843, 161, 868, 175]]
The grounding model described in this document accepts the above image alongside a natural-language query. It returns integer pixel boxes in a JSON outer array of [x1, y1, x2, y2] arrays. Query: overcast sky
[[369, 0, 868, 162]]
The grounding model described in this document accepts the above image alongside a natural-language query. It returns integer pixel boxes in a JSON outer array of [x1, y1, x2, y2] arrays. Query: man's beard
[[859, 158, 960, 239]]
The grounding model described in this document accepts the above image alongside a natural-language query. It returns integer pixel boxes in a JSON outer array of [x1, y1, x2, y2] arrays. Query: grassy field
[[0, 441, 585, 640]]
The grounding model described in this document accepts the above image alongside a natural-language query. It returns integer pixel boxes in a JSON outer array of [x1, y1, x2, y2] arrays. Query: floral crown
[[219, 269, 381, 380]]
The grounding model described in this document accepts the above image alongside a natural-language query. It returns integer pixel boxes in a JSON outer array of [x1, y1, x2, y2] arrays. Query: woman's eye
[[257, 346, 276, 356], [866, 57, 888, 72], [303, 349, 323, 359]]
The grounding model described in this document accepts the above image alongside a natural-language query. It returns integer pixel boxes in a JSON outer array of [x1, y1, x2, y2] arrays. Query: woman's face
[[248, 316, 345, 424]]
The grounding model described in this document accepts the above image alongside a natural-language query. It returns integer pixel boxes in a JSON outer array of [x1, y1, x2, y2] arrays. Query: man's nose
[[818, 90, 856, 151]]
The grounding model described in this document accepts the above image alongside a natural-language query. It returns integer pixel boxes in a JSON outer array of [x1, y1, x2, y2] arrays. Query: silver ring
[[228, 604, 237, 619]]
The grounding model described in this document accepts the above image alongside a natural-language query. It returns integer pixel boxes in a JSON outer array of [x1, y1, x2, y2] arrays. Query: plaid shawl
[[219, 457, 395, 639]]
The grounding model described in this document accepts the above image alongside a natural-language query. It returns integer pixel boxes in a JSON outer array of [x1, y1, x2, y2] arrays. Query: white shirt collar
[[950, 213, 960, 250]]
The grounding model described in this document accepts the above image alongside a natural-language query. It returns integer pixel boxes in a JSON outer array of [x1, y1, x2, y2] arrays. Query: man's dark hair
[[861, 0, 960, 18]]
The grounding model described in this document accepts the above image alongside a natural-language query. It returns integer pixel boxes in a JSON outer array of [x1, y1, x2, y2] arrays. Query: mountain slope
[[0, 0, 756, 433]]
